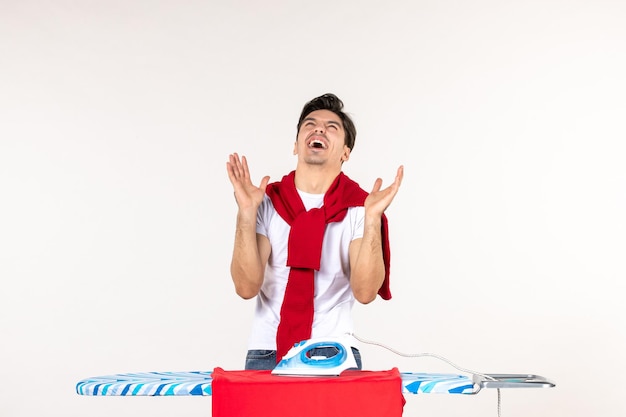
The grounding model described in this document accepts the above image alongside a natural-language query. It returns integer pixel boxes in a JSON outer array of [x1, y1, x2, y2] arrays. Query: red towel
[[266, 171, 391, 361]]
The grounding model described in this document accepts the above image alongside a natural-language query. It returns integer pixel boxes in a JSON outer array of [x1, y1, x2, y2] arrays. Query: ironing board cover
[[76, 371, 214, 396], [211, 367, 405, 417], [76, 370, 476, 396]]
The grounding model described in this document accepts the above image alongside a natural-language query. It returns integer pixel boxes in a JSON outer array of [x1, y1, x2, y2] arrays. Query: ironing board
[[76, 369, 554, 396]]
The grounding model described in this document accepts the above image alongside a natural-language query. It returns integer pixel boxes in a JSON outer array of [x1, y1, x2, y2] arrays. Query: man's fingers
[[228, 153, 249, 181], [259, 175, 270, 192], [241, 155, 251, 180], [370, 178, 383, 194], [395, 165, 404, 187]]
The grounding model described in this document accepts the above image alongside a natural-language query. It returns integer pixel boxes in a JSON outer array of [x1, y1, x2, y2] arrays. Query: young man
[[226, 93, 403, 370]]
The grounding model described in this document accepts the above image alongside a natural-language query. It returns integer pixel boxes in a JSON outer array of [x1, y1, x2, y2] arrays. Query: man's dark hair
[[297, 93, 357, 151]]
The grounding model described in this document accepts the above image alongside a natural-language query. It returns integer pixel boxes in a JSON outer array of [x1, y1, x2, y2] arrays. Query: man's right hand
[[226, 153, 270, 212]]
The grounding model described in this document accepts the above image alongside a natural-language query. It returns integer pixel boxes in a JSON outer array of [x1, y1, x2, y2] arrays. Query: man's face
[[294, 109, 350, 167]]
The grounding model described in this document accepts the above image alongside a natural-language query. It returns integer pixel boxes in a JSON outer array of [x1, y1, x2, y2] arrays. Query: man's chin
[[303, 156, 326, 166]]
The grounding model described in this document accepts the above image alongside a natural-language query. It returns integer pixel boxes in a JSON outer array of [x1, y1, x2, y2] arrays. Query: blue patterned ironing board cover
[[76, 370, 476, 396]]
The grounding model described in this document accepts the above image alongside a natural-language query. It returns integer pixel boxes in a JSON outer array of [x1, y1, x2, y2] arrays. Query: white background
[[1, 1, 625, 416]]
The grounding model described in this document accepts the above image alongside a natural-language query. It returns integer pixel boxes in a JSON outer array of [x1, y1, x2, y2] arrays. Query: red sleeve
[[377, 213, 392, 300]]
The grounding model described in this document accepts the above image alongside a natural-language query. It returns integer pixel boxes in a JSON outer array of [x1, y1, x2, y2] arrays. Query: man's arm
[[230, 216, 271, 299], [348, 219, 386, 304], [226, 153, 271, 299], [349, 166, 404, 304]]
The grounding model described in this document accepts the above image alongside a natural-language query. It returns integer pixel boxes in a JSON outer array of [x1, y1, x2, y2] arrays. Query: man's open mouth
[[307, 138, 328, 149]]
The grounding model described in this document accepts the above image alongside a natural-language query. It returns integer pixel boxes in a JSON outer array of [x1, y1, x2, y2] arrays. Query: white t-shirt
[[248, 191, 365, 350]]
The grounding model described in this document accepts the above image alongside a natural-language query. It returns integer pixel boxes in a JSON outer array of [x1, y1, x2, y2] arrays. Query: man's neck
[[293, 165, 342, 194]]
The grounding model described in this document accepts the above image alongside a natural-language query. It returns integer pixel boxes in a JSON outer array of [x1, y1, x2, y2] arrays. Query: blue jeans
[[245, 347, 362, 371]]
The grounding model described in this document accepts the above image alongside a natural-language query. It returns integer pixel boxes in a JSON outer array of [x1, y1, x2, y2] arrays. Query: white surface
[[1, 1, 624, 416]]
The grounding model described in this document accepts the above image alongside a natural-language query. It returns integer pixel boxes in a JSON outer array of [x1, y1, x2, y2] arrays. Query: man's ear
[[293, 141, 298, 155], [341, 146, 351, 162]]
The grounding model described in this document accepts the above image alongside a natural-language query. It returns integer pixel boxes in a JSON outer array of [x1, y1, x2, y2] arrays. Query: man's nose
[[314, 125, 325, 133]]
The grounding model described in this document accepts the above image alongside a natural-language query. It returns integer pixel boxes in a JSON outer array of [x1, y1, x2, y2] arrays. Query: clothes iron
[[271, 336, 358, 376]]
